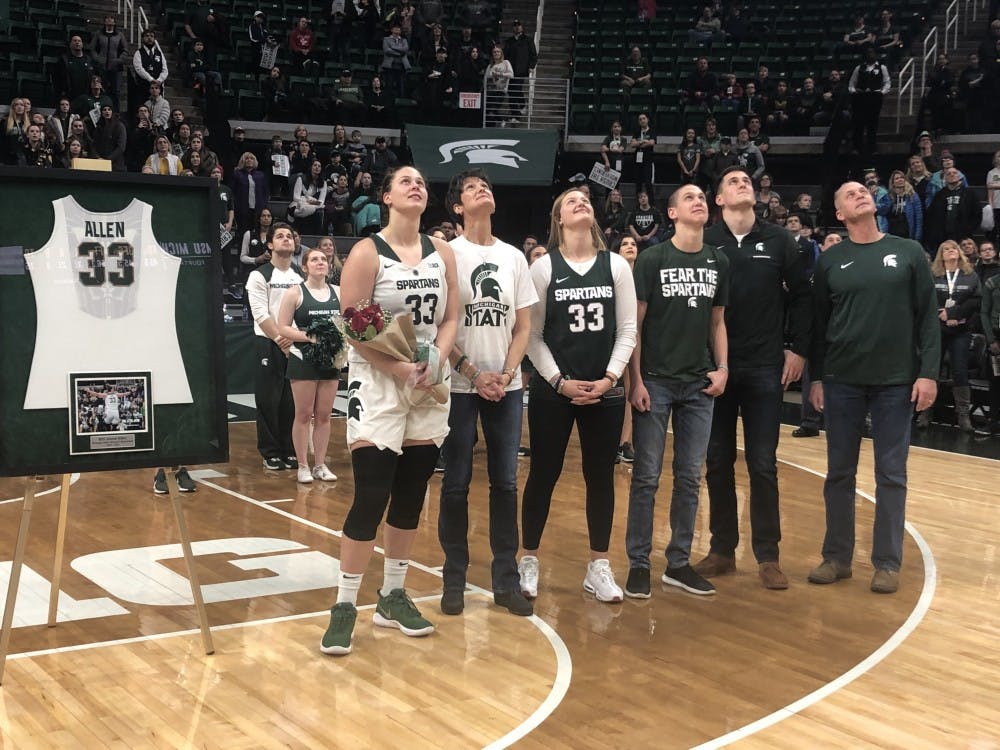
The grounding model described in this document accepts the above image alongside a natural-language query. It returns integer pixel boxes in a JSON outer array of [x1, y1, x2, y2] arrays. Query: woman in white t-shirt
[[485, 46, 513, 125], [437, 168, 538, 617], [986, 149, 1000, 216]]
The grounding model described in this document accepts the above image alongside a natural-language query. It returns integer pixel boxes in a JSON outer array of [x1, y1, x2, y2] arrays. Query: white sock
[[336, 571, 363, 605], [380, 558, 409, 597]]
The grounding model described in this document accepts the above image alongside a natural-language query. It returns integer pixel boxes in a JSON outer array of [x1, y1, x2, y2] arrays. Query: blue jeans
[[704, 365, 783, 562], [822, 382, 912, 572], [626, 378, 715, 570], [941, 330, 970, 386], [438, 390, 523, 593], [800, 362, 823, 430]]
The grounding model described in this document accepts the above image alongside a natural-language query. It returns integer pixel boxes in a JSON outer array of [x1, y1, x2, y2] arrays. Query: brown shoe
[[691, 552, 736, 578], [807, 559, 853, 584], [759, 561, 789, 590], [870, 568, 899, 594]]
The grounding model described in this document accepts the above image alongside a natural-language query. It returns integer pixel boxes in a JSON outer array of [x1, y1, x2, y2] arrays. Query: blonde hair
[[237, 151, 258, 170], [548, 188, 606, 253], [888, 169, 915, 198], [931, 240, 973, 276], [4, 98, 30, 136]]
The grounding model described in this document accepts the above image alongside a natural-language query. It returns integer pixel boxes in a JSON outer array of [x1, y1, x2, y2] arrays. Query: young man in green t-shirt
[[808, 181, 939, 594], [624, 184, 730, 598]]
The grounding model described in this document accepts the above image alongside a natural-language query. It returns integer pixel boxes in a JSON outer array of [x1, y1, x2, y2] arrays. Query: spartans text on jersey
[[553, 285, 614, 302], [659, 267, 718, 298]]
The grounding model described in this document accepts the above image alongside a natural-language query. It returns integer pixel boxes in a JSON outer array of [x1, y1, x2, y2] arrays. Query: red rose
[[342, 306, 358, 319], [372, 313, 384, 333], [349, 312, 369, 335]]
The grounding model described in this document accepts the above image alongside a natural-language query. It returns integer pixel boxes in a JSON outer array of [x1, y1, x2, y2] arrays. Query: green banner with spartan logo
[[406, 124, 559, 186]]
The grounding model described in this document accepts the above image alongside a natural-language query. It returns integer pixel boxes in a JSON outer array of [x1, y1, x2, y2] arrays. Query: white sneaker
[[518, 556, 539, 599], [312, 464, 338, 481], [583, 559, 623, 603], [297, 466, 314, 483]]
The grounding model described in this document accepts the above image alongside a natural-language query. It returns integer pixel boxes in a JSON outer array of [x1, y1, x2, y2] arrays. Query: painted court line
[[691, 458, 937, 749], [0, 474, 80, 506]]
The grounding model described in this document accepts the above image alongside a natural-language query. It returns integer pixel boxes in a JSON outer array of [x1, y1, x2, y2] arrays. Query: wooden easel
[[0, 468, 215, 684]]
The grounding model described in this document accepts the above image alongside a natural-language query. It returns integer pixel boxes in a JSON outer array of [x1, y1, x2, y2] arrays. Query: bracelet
[[471, 369, 482, 384], [502, 367, 516, 381], [555, 377, 566, 394], [717, 364, 729, 372], [454, 354, 468, 373], [603, 373, 617, 385]]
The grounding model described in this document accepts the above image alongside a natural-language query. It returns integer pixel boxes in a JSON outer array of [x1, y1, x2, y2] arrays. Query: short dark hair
[[716, 165, 752, 192], [445, 169, 493, 219], [268, 221, 293, 243]]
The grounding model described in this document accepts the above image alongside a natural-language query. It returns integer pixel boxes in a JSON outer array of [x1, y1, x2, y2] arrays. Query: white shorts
[[345, 360, 450, 454]]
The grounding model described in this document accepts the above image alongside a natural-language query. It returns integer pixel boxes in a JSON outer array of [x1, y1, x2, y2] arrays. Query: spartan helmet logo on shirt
[[755, 242, 766, 253], [471, 262, 501, 300], [883, 254, 898, 267], [347, 379, 364, 421], [688, 296, 698, 308]]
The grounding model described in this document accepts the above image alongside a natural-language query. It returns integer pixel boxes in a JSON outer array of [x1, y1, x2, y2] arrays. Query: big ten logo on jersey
[[465, 262, 508, 326], [1, 537, 339, 628], [659, 266, 718, 302]]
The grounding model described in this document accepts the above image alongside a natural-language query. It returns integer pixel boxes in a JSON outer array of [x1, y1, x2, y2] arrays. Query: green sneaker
[[373, 589, 434, 636], [319, 602, 357, 655]]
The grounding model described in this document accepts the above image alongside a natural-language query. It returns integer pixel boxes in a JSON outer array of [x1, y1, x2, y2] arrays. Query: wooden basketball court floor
[[0, 416, 997, 748]]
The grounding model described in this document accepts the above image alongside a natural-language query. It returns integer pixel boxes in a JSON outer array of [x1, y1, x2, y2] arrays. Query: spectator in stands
[[165, 109, 186, 141], [241, 206, 274, 271], [145, 134, 182, 175], [90, 15, 129, 111], [414, 0, 444, 59], [187, 39, 223, 95], [791, 192, 819, 227], [688, 5, 724, 46], [906, 153, 932, 205], [128, 105, 157, 171], [171, 121, 192, 157], [354, 0, 382, 48], [345, 128, 368, 167], [976, 19, 1000, 70], [350, 173, 381, 236], [51, 98, 74, 146], [184, 0, 225, 59], [60, 136, 86, 168], [914, 129, 940, 171], [626, 188, 663, 251], [677, 127, 701, 185], [754, 64, 778, 103], [184, 148, 209, 177], [438, 220, 457, 241], [421, 22, 448, 67], [387, 0, 417, 41], [503, 19, 537, 117], [185, 133, 218, 174], [722, 5, 750, 44], [232, 151, 270, 237], [736, 83, 765, 130], [621, 45, 653, 92], [786, 213, 819, 278], [704, 137, 739, 192], [630, 112, 657, 191], [326, 2, 354, 64], [458, 0, 492, 31], [381, 22, 412, 98], [288, 138, 316, 188], [960, 237, 980, 264], [365, 135, 400, 185], [91, 105, 127, 171], [922, 240, 982, 431], [144, 81, 170, 131], [601, 120, 628, 173], [289, 159, 328, 234], [683, 56, 718, 111], [67, 115, 93, 156], [987, 149, 1000, 229], [982, 268, 1000, 435], [131, 29, 168, 113], [485, 46, 514, 126], [734, 128, 765, 183], [58, 34, 98, 102], [602, 188, 628, 247], [423, 47, 457, 123], [717, 73, 743, 112], [924, 53, 955, 135], [322, 147, 347, 185], [841, 14, 874, 55], [978, 241, 1000, 284], [332, 69, 368, 124], [792, 77, 821, 134], [18, 124, 54, 168], [330, 124, 350, 157], [289, 17, 320, 74], [326, 172, 353, 234], [262, 66, 294, 122], [249, 13, 277, 79], [958, 53, 987, 132], [848, 46, 891, 161], [884, 170, 924, 242], [924, 150, 968, 207], [767, 80, 791, 134], [873, 9, 902, 67], [925, 167, 981, 251], [366, 75, 395, 127], [72, 75, 114, 120], [815, 69, 850, 127], [755, 173, 780, 214]]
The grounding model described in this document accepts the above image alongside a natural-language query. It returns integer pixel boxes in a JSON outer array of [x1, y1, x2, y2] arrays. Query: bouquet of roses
[[302, 316, 348, 372], [341, 299, 449, 404]]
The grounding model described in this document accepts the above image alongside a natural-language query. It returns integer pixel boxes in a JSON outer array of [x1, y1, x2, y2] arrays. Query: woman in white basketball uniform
[[277, 247, 342, 484], [320, 165, 458, 656]]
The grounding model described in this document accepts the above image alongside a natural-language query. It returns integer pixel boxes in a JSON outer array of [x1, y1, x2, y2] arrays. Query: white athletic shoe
[[518, 556, 539, 599], [583, 559, 624, 603], [297, 466, 314, 483], [312, 464, 338, 481]]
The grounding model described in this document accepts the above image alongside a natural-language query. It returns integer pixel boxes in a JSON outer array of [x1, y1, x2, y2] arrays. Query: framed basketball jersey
[[0, 168, 229, 476]]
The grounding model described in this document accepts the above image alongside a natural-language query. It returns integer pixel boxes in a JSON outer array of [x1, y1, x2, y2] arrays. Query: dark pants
[[800, 362, 823, 430], [522, 395, 624, 553], [705, 365, 783, 563], [851, 91, 883, 159], [255, 337, 294, 458], [821, 382, 912, 571], [438, 390, 523, 593], [509, 76, 529, 114], [941, 329, 970, 386]]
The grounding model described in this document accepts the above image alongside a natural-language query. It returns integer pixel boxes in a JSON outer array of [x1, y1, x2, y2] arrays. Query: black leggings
[[521, 397, 625, 553]]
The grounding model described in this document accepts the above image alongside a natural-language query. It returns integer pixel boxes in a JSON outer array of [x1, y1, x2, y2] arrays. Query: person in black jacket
[[90, 16, 129, 110], [924, 167, 982, 252], [502, 19, 536, 117], [91, 105, 127, 171], [57, 35, 99, 102], [698, 166, 811, 590]]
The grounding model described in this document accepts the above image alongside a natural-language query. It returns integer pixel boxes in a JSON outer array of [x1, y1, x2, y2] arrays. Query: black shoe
[[494, 590, 534, 616], [263, 456, 283, 470], [618, 442, 635, 462], [517, 446, 531, 457], [440, 589, 464, 615], [283, 456, 299, 470], [153, 469, 167, 495], [174, 467, 196, 492], [792, 427, 819, 438], [434, 453, 446, 473], [624, 567, 651, 599], [662, 564, 716, 596]]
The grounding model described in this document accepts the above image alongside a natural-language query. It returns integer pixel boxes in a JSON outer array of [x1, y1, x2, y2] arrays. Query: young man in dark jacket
[[90, 16, 129, 110]]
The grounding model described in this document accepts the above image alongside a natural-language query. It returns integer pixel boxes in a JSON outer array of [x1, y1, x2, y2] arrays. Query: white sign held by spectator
[[459, 92, 482, 109], [589, 162, 621, 190], [272, 153, 290, 177]]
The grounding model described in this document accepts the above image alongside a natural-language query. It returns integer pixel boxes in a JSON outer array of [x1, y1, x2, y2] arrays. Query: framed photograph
[[69, 372, 155, 455]]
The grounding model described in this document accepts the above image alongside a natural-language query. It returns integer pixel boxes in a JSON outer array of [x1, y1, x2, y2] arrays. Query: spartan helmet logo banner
[[438, 139, 527, 169], [471, 262, 501, 300]]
